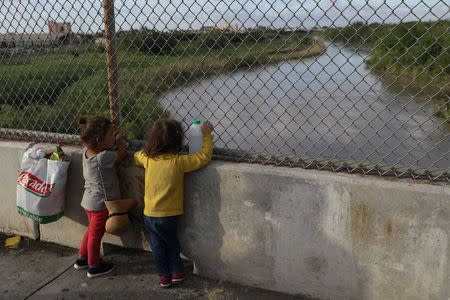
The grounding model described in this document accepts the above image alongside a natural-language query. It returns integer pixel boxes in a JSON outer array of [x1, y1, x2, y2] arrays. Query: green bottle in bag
[[49, 142, 66, 161]]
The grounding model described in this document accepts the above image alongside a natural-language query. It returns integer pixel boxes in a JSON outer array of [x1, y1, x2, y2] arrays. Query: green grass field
[[0, 31, 322, 139]]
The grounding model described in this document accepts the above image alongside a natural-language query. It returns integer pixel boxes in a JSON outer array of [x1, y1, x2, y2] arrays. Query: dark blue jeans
[[143, 215, 184, 277]]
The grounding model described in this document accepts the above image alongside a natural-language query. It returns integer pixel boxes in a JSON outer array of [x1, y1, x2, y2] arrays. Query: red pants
[[78, 209, 108, 267]]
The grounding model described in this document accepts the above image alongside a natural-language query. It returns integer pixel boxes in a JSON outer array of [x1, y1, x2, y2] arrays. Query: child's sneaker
[[159, 275, 172, 288], [171, 272, 185, 284], [74, 257, 103, 270], [87, 262, 115, 278], [73, 258, 88, 270]]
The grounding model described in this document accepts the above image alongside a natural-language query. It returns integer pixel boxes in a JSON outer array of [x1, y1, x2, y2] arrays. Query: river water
[[158, 42, 449, 171]]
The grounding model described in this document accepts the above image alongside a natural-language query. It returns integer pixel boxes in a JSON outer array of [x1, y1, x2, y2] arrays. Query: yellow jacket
[[134, 134, 213, 217]]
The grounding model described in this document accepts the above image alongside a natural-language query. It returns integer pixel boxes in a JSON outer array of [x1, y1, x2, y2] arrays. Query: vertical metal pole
[[103, 0, 121, 131]]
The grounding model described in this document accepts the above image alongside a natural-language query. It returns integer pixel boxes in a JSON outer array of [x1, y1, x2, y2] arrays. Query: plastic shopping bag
[[16, 144, 70, 224]]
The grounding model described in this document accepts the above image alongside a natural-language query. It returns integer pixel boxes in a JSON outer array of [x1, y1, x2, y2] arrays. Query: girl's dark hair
[[144, 118, 184, 158], [77, 116, 112, 149]]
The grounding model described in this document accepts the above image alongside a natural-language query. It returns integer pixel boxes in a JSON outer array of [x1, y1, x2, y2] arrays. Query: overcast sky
[[0, 0, 449, 34]]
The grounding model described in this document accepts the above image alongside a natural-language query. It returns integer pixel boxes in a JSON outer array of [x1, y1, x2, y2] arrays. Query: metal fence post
[[103, 0, 121, 131]]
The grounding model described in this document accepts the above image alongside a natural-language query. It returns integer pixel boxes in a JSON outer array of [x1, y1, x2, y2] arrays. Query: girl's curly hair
[[144, 118, 184, 158], [77, 116, 112, 149]]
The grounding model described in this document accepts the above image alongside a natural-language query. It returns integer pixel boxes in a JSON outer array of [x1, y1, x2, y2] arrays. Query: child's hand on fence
[[201, 121, 213, 135], [115, 131, 129, 150], [115, 132, 128, 162], [115, 132, 125, 145]]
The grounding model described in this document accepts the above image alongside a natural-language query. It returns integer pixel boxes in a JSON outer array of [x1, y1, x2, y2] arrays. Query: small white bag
[[17, 145, 70, 224]]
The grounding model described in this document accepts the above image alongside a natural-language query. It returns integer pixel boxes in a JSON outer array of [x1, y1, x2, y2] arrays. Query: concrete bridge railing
[[1, 141, 448, 300]]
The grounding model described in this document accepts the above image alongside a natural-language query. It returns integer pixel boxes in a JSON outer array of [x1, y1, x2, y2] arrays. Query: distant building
[[219, 22, 238, 32], [95, 37, 107, 46], [48, 21, 71, 40], [0, 33, 50, 48], [0, 20, 78, 51], [281, 26, 294, 32], [253, 25, 268, 32], [311, 26, 325, 32], [281, 26, 309, 33], [200, 26, 215, 32]]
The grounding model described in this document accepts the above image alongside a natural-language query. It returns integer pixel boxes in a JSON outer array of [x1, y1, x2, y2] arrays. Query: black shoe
[[73, 258, 88, 270], [74, 257, 103, 270], [87, 262, 115, 278]]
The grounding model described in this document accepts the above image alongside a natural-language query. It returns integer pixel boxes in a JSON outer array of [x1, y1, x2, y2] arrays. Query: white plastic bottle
[[188, 120, 203, 154]]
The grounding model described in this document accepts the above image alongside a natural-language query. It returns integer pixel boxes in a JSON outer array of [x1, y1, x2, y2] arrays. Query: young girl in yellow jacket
[[134, 118, 213, 288]]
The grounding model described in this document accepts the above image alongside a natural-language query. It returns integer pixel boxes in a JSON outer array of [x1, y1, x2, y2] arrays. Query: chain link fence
[[0, 0, 448, 181]]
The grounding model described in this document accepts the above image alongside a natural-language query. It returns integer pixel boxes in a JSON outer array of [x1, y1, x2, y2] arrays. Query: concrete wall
[[1, 141, 448, 300]]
